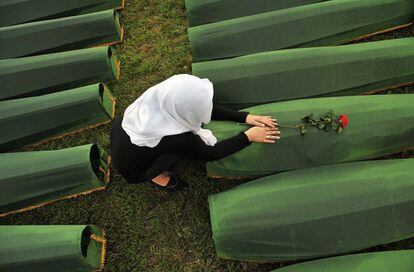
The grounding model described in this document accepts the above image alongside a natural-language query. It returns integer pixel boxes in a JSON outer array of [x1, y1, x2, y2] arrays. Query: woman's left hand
[[246, 114, 277, 128]]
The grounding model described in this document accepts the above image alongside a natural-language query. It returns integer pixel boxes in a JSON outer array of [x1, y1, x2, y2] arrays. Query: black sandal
[[148, 176, 186, 192]]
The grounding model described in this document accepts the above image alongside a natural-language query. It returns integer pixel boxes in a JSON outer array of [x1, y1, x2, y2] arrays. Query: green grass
[[1, 1, 414, 271]]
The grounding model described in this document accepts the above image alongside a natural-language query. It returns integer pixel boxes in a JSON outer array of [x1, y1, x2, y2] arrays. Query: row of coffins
[[0, 144, 110, 218], [206, 97, 414, 266], [1, 37, 120, 101], [188, 0, 414, 61], [186, 0, 329, 26], [0, 83, 115, 151], [0, 225, 106, 271], [205, 94, 414, 178], [0, 9, 123, 59], [193, 38, 414, 109], [0, 0, 124, 27], [0, 1, 124, 271], [209, 158, 414, 261], [186, 0, 414, 271], [270, 251, 414, 272]]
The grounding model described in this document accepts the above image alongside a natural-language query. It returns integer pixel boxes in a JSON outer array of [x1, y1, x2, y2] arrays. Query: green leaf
[[324, 124, 332, 132], [318, 123, 325, 129], [327, 110, 335, 118], [301, 113, 314, 123], [301, 114, 309, 120], [338, 127, 344, 134], [300, 127, 308, 135]]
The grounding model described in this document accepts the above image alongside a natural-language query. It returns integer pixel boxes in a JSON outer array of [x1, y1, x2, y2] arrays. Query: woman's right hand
[[244, 127, 281, 144]]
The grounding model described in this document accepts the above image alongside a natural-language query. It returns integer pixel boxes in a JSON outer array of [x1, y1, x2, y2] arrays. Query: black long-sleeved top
[[110, 105, 250, 182]]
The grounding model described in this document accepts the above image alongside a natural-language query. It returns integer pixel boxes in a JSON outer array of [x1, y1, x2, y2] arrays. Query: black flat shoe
[[148, 176, 186, 192]]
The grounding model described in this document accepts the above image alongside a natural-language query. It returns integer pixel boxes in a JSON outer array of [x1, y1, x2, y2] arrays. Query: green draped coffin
[[271, 251, 414, 272], [189, 0, 414, 61], [186, 0, 327, 27], [205, 95, 414, 178], [209, 159, 414, 262], [0, 225, 106, 271], [193, 38, 414, 109], [0, 83, 115, 152], [0, 0, 124, 27], [0, 144, 110, 217], [0, 10, 123, 59], [0, 46, 120, 100]]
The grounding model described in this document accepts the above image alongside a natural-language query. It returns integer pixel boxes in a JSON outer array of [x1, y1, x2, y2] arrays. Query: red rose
[[339, 114, 349, 128]]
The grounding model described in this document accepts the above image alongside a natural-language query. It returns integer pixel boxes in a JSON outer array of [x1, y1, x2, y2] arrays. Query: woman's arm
[[190, 132, 250, 162], [158, 131, 250, 162], [212, 105, 277, 128], [211, 105, 249, 123], [157, 127, 280, 162]]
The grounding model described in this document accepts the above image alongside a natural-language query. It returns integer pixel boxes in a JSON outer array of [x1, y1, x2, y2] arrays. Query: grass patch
[[1, 1, 413, 271]]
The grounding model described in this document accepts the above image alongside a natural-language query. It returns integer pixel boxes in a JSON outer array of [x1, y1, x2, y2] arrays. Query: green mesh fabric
[[272, 251, 414, 272], [0, 84, 115, 152], [205, 94, 414, 178], [0, 225, 105, 271], [193, 38, 414, 109], [0, 0, 123, 27], [185, 0, 327, 26], [0, 46, 119, 100], [0, 144, 110, 217], [0, 10, 122, 59], [209, 159, 414, 262], [189, 0, 414, 61]]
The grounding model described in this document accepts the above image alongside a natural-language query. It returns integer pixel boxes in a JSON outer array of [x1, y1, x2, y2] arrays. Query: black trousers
[[111, 117, 187, 183]]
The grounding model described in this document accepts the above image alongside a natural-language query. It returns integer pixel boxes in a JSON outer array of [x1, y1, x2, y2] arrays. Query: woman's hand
[[244, 127, 281, 144], [246, 114, 277, 128]]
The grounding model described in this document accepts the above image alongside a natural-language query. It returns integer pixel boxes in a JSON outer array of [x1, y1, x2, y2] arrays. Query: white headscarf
[[122, 74, 217, 148]]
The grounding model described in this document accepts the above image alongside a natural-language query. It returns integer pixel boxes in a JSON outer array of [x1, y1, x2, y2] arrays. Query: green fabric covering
[[205, 94, 414, 178], [0, 0, 123, 27], [209, 159, 414, 262], [193, 38, 414, 109], [271, 251, 414, 272], [0, 225, 105, 271], [0, 144, 110, 217], [0, 10, 123, 59], [186, 0, 327, 27], [0, 46, 119, 100], [0, 83, 115, 152], [189, 0, 414, 61]]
